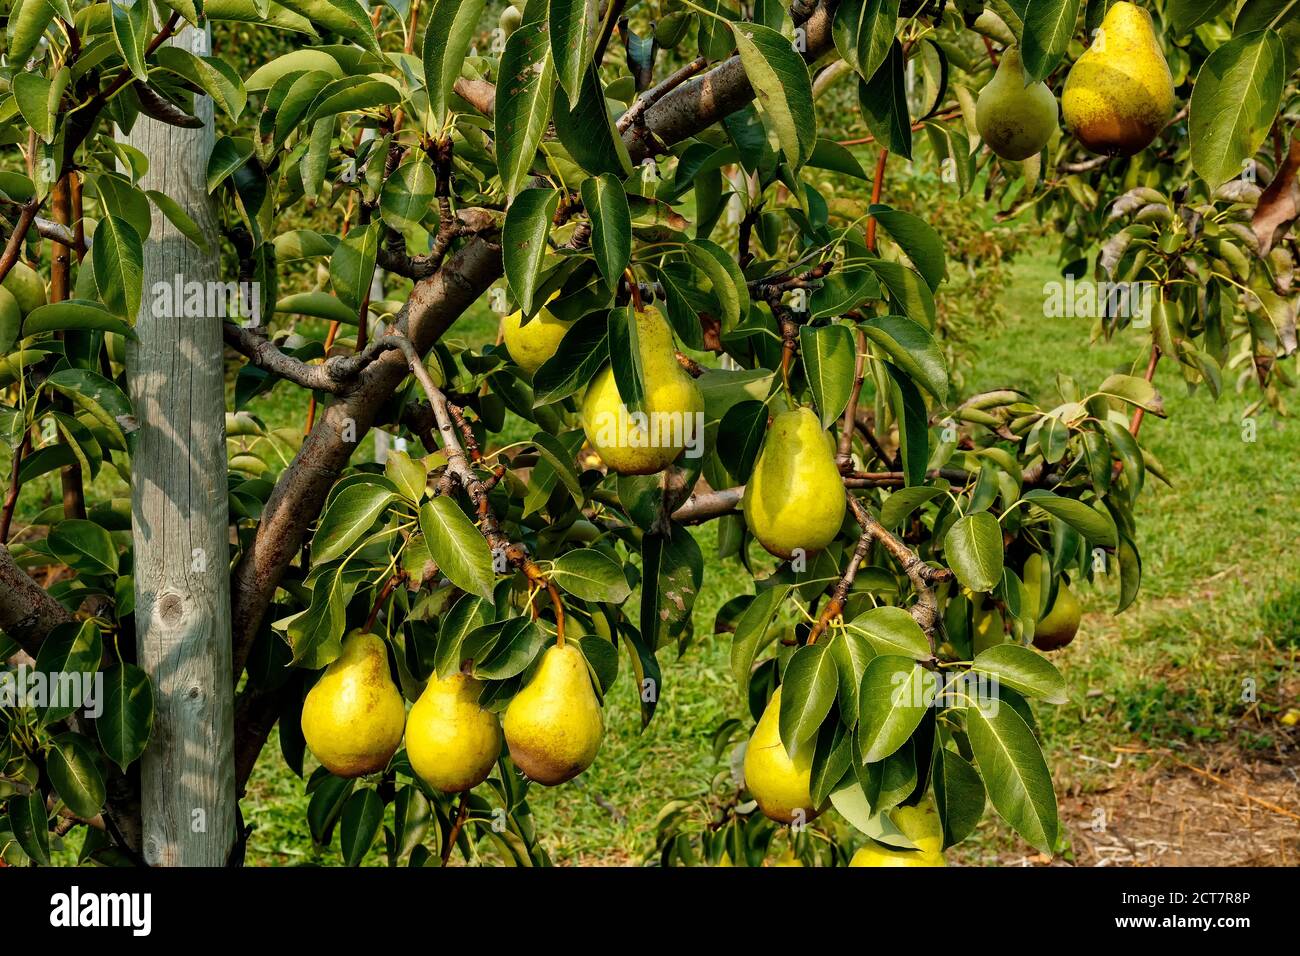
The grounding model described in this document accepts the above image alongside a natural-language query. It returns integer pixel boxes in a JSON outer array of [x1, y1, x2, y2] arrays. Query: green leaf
[[435, 593, 493, 676], [833, 0, 900, 82], [778, 643, 838, 754], [717, 400, 768, 481], [1190, 30, 1286, 189], [829, 629, 876, 724], [13, 72, 55, 144], [799, 323, 856, 428], [48, 520, 119, 576], [307, 775, 354, 844], [885, 363, 929, 486], [154, 47, 247, 120], [423, 0, 487, 131], [858, 655, 931, 763], [8, 790, 50, 865], [551, 548, 632, 603], [47, 733, 107, 820], [474, 618, 546, 680], [967, 702, 1058, 853], [275, 0, 381, 55], [581, 174, 632, 290], [533, 311, 610, 404], [931, 746, 986, 849], [495, 21, 556, 197], [339, 788, 384, 866], [880, 485, 947, 529], [865, 206, 946, 292], [32, 620, 103, 725], [420, 497, 496, 598], [1020, 0, 1082, 82], [276, 291, 356, 325], [857, 41, 911, 160], [110, 0, 151, 82], [971, 644, 1068, 705], [385, 450, 428, 503], [730, 585, 791, 691], [606, 305, 646, 412], [847, 606, 931, 661], [304, 78, 401, 124], [554, 65, 634, 177], [7, 0, 59, 65], [380, 160, 437, 233], [946, 512, 1004, 592], [23, 300, 134, 339], [1021, 489, 1118, 546], [45, 370, 132, 451], [91, 216, 144, 320], [97, 663, 155, 771], [683, 238, 748, 333], [640, 525, 703, 647], [206, 135, 255, 193], [312, 483, 397, 564], [503, 187, 560, 316], [731, 21, 816, 169], [146, 189, 212, 252], [550, 0, 595, 104], [861, 314, 947, 403], [329, 221, 380, 317]]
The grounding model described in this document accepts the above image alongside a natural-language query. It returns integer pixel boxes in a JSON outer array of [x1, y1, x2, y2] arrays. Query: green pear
[[501, 292, 572, 373], [503, 641, 604, 785], [742, 406, 846, 560], [1022, 552, 1049, 619], [0, 286, 21, 346], [301, 630, 407, 778], [849, 798, 946, 866], [1032, 582, 1081, 650], [498, 3, 522, 34], [975, 47, 1059, 161], [405, 671, 502, 793], [743, 687, 824, 824], [580, 306, 703, 475], [1062, 1, 1174, 156], [1, 261, 47, 317]]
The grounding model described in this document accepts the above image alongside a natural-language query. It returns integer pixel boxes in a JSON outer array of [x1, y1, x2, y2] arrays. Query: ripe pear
[[580, 306, 703, 475], [503, 641, 604, 785], [771, 850, 805, 867], [971, 599, 1007, 654], [501, 292, 572, 374], [743, 687, 824, 824], [405, 671, 502, 793], [301, 630, 407, 778], [975, 47, 1059, 161], [1, 261, 47, 316], [849, 799, 946, 866], [742, 406, 846, 559], [1061, 2, 1174, 156], [1032, 582, 1081, 651]]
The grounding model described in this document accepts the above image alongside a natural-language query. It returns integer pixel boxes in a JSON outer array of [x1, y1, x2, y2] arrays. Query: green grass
[[239, 246, 1300, 866]]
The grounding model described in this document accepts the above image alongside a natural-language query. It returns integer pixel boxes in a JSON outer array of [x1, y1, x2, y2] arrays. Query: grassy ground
[[238, 247, 1300, 866]]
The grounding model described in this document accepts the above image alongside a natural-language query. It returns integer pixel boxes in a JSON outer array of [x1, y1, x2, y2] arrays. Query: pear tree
[[0, 0, 1298, 868]]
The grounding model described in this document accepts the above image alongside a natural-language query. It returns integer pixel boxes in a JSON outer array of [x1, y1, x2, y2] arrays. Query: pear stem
[[866, 148, 889, 253], [836, 328, 868, 472], [441, 794, 470, 865], [623, 267, 644, 312]]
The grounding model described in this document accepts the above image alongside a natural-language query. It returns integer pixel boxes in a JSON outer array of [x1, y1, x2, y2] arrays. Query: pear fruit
[[971, 599, 1008, 654], [742, 407, 846, 559], [849, 798, 946, 866], [580, 306, 703, 475], [301, 630, 407, 778], [1062, 2, 1174, 157], [1, 261, 47, 316], [743, 687, 824, 824], [0, 286, 20, 343], [975, 47, 1059, 161], [503, 641, 604, 785], [406, 671, 502, 793], [498, 3, 522, 34], [771, 850, 805, 867], [501, 293, 572, 374], [1032, 582, 1081, 651]]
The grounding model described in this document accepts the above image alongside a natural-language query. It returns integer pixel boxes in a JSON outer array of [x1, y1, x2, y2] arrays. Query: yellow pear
[[743, 687, 824, 824], [1061, 2, 1174, 156], [743, 406, 846, 560], [849, 799, 947, 866], [405, 671, 502, 793], [971, 598, 1007, 654], [580, 306, 703, 475], [1, 261, 47, 316], [503, 641, 604, 785], [301, 630, 407, 778], [1032, 582, 1081, 651], [975, 47, 1059, 161], [771, 850, 805, 867], [501, 292, 571, 373]]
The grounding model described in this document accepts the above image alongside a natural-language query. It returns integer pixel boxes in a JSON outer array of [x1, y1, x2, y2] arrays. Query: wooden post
[[122, 23, 236, 866]]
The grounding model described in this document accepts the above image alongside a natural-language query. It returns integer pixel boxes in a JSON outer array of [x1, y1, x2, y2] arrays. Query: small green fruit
[[975, 47, 1059, 161]]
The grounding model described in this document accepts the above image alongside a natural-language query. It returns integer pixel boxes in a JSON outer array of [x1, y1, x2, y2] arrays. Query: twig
[[837, 328, 867, 472], [806, 531, 872, 644], [441, 793, 469, 865], [1129, 345, 1160, 437], [222, 323, 393, 392], [866, 148, 888, 252], [0, 431, 31, 544], [0, 201, 38, 286], [617, 56, 708, 135]]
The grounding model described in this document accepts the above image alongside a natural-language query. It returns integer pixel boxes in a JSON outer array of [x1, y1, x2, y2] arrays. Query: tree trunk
[[122, 24, 236, 866]]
